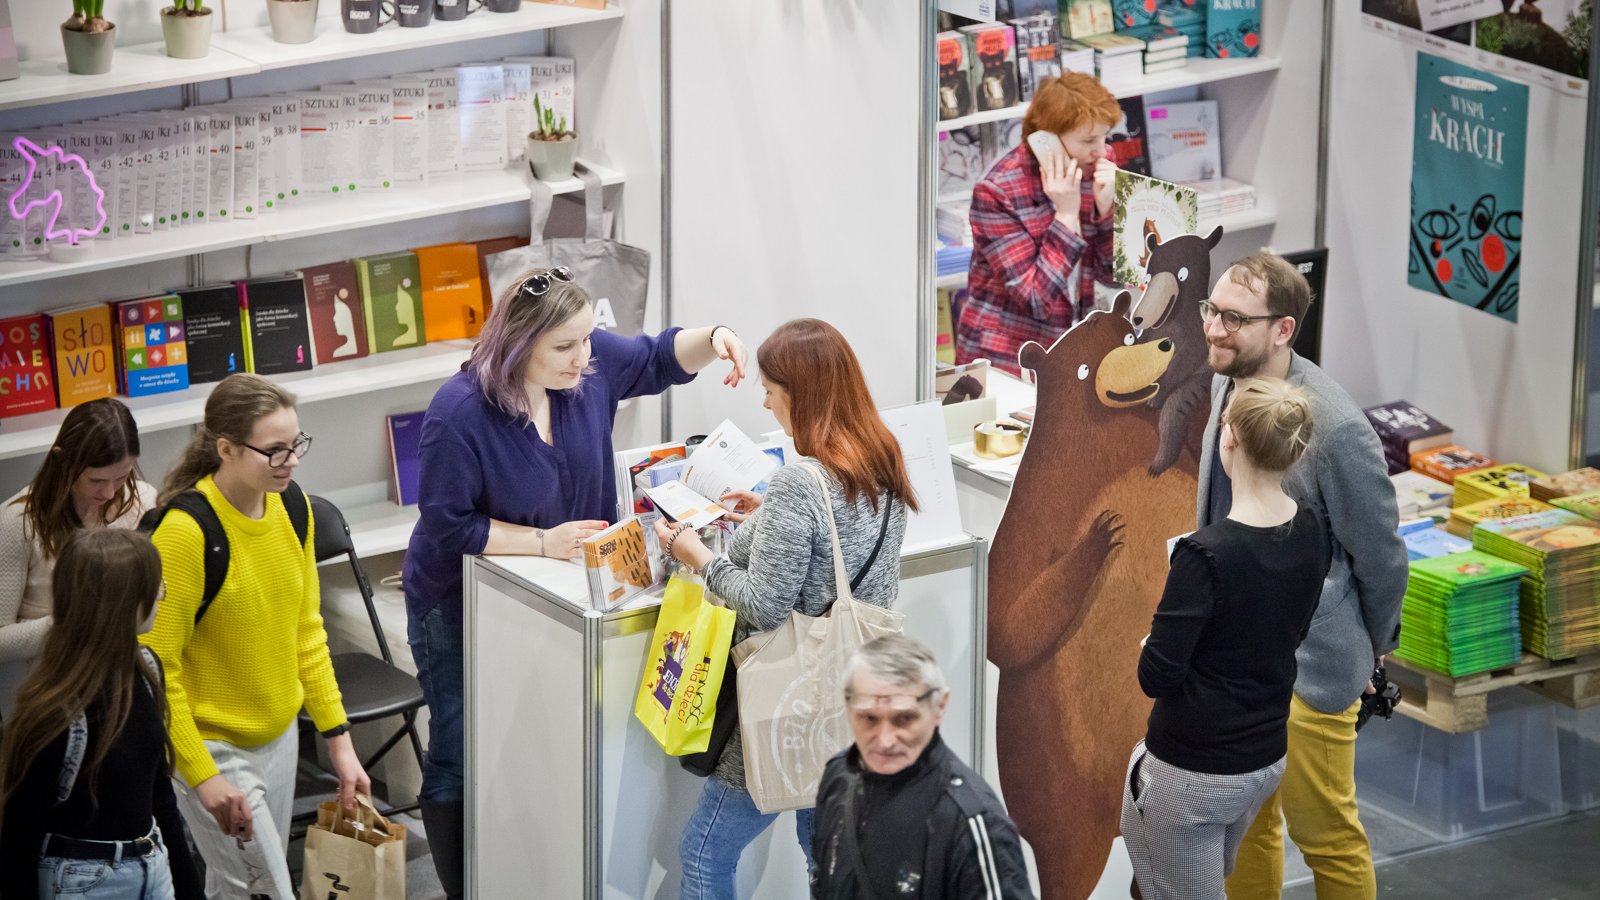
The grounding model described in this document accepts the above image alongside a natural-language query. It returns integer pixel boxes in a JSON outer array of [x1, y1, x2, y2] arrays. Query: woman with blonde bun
[[1121, 378, 1332, 900]]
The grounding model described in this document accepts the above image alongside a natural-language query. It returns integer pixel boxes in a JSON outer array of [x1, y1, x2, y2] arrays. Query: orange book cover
[[413, 242, 486, 341], [1411, 445, 1496, 484], [49, 304, 116, 408]]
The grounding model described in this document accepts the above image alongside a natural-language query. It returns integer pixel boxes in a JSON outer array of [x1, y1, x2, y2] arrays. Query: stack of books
[[937, 242, 973, 278], [1453, 463, 1546, 509], [1402, 523, 1472, 561], [936, 201, 973, 247], [1474, 509, 1600, 660], [1396, 550, 1529, 677], [1411, 445, 1496, 484], [1184, 176, 1257, 220], [1364, 400, 1452, 476], [1079, 33, 1147, 91], [1392, 469, 1453, 522], [1127, 25, 1190, 74], [1531, 467, 1600, 502], [1059, 40, 1097, 75], [1552, 491, 1600, 521], [1448, 496, 1555, 539], [1156, 1, 1207, 57]]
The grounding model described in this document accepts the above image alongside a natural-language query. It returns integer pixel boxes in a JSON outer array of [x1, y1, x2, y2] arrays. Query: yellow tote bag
[[634, 574, 736, 755]]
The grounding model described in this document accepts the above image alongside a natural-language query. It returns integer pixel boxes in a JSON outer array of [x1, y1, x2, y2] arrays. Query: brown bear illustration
[[1131, 225, 1224, 476], [989, 291, 1203, 900]]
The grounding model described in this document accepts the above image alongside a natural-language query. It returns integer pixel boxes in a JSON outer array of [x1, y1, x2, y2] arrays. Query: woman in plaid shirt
[[957, 73, 1123, 376]]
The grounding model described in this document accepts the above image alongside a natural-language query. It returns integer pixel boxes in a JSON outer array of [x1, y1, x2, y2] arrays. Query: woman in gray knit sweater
[[659, 318, 918, 900]]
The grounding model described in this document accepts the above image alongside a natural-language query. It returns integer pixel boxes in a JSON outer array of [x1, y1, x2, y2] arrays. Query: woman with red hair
[[958, 72, 1124, 376], [659, 318, 918, 900]]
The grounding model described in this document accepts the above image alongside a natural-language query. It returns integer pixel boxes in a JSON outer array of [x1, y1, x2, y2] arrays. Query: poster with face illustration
[[1408, 52, 1527, 322]]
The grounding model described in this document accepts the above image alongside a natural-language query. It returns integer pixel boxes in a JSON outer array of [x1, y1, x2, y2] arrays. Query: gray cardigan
[[701, 460, 908, 789], [1197, 353, 1408, 714]]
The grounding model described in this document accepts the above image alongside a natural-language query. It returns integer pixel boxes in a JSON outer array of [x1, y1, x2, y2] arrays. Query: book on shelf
[[1112, 0, 1157, 30], [455, 64, 509, 174], [0, 314, 57, 419], [1392, 469, 1453, 521], [1147, 99, 1221, 183], [1108, 95, 1151, 176], [424, 70, 461, 179], [1157, 1, 1206, 30], [112, 295, 189, 398], [177, 285, 248, 384], [1411, 445, 1496, 484], [938, 31, 977, 120], [1125, 23, 1191, 52], [240, 276, 314, 376], [960, 23, 1021, 113], [1010, 12, 1063, 101], [1530, 468, 1600, 502], [1144, 56, 1189, 74], [302, 261, 371, 365], [1066, 0, 1116, 39], [1205, 0, 1261, 59], [1059, 40, 1097, 75], [413, 243, 488, 342], [1111, 169, 1198, 285], [582, 517, 664, 611], [354, 252, 427, 354], [938, 128, 985, 199], [48, 304, 116, 409], [1453, 463, 1546, 509], [1364, 400, 1452, 476], [387, 410, 425, 507]]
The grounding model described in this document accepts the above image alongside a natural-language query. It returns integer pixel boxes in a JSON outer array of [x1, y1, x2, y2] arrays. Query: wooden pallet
[[1387, 652, 1600, 734]]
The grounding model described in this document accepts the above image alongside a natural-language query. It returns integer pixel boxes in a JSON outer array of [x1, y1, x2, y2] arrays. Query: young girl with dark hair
[[0, 398, 153, 717], [660, 317, 919, 900], [0, 529, 202, 900], [142, 372, 365, 899]]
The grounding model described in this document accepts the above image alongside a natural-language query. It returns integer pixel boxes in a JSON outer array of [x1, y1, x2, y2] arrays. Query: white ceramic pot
[[60, 22, 116, 75], [527, 135, 578, 182], [160, 8, 214, 60], [267, 0, 320, 44]]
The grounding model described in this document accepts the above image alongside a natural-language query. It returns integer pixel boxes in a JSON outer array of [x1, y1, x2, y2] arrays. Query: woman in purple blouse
[[403, 266, 748, 899]]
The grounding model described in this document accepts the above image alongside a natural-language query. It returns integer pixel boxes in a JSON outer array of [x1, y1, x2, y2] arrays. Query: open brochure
[[639, 419, 780, 529]]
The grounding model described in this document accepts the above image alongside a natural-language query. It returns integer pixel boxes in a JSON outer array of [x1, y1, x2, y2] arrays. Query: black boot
[[419, 797, 465, 900]]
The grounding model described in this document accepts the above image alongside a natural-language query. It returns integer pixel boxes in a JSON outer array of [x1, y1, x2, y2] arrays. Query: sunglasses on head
[[518, 266, 575, 300]]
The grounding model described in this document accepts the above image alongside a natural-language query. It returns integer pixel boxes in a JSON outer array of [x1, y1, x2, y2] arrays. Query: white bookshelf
[[0, 340, 473, 462], [936, 56, 1281, 133], [1202, 204, 1276, 234], [0, 2, 621, 113], [0, 161, 622, 288]]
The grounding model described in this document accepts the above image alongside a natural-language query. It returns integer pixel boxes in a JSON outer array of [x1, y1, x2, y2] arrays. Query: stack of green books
[[1473, 510, 1600, 660], [1396, 551, 1528, 676], [1552, 490, 1600, 521]]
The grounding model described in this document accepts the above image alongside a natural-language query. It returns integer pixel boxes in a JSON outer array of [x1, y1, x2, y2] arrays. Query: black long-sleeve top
[[1138, 505, 1331, 775], [0, 670, 203, 900]]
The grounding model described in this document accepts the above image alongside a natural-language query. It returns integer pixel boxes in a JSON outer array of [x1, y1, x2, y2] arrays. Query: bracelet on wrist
[[536, 528, 546, 557], [709, 325, 735, 348], [321, 723, 350, 739], [665, 523, 691, 560]]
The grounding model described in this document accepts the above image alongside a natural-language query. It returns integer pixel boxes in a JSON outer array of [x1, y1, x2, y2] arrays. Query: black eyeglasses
[[1198, 299, 1283, 334], [518, 267, 575, 300], [240, 432, 312, 468]]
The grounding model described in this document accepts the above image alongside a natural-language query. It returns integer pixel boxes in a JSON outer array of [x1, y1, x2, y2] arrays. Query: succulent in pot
[[160, 0, 215, 60], [60, 1, 116, 76], [526, 95, 578, 182]]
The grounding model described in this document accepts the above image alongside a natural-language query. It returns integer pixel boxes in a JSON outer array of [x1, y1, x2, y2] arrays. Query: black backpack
[[137, 481, 312, 625]]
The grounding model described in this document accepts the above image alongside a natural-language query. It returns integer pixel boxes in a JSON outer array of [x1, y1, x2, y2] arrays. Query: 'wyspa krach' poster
[[1408, 52, 1527, 322]]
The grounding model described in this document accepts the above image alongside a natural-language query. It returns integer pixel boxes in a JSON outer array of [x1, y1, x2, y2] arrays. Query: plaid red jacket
[[955, 143, 1117, 376]]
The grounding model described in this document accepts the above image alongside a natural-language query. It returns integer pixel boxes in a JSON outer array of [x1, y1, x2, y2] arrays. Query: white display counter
[[463, 535, 988, 900], [949, 371, 1037, 543]]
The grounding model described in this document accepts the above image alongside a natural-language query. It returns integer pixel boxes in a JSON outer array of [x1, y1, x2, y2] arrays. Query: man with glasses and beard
[[1195, 254, 1407, 900], [811, 635, 1034, 900]]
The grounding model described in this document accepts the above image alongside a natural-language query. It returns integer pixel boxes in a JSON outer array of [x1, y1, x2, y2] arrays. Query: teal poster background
[[1409, 52, 1528, 323]]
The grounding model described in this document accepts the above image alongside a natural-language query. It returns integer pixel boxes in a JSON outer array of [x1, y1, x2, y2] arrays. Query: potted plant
[[160, 0, 213, 59], [60, 1, 115, 75], [526, 96, 577, 181], [267, 0, 320, 43]]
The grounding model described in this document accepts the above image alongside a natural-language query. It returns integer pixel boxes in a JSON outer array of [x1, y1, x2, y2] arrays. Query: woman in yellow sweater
[[141, 374, 368, 898]]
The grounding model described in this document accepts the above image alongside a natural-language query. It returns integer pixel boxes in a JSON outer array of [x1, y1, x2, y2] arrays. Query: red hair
[[758, 319, 919, 513], [1022, 73, 1121, 142]]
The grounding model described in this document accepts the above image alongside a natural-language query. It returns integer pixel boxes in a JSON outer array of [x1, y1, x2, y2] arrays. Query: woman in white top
[[0, 399, 155, 716]]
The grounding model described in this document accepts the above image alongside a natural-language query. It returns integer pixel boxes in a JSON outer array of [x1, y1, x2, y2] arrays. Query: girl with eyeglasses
[[0, 529, 201, 900], [403, 266, 748, 899], [0, 399, 155, 719], [141, 373, 366, 898]]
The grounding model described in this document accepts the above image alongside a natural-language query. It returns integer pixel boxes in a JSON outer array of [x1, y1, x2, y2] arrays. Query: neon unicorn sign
[[6, 135, 108, 247]]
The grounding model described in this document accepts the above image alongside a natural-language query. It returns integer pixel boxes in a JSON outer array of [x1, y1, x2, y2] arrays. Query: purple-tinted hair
[[467, 268, 595, 420]]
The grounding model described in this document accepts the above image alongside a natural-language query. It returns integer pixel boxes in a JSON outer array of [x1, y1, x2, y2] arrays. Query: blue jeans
[[38, 827, 176, 900], [679, 777, 815, 900], [408, 604, 465, 803]]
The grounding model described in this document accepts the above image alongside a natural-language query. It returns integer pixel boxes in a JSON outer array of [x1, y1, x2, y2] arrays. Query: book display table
[[463, 535, 988, 900]]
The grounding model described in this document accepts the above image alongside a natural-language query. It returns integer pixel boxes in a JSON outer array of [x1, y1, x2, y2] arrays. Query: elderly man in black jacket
[[811, 635, 1035, 900]]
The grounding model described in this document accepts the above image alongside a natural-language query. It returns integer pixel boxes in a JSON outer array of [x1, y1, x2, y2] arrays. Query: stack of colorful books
[[1393, 469, 1453, 522], [1452, 463, 1546, 509], [1155, 1, 1207, 57], [1365, 400, 1452, 476], [1552, 491, 1600, 521], [1402, 524, 1472, 561], [1448, 496, 1555, 538], [1410, 445, 1496, 484], [1474, 510, 1600, 660], [1396, 550, 1528, 676], [1530, 467, 1600, 502]]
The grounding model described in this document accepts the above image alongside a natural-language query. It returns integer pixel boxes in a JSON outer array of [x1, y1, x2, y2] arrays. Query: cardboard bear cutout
[[989, 240, 1217, 897], [1132, 226, 1223, 476]]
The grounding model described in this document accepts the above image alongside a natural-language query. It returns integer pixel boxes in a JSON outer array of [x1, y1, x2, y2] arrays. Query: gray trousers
[[1120, 741, 1285, 900], [171, 723, 299, 900]]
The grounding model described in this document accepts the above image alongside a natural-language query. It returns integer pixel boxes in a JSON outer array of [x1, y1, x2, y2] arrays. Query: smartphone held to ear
[[1027, 130, 1066, 162]]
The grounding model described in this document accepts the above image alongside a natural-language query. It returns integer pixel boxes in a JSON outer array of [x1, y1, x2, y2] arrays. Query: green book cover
[[1552, 490, 1600, 521], [355, 252, 426, 353]]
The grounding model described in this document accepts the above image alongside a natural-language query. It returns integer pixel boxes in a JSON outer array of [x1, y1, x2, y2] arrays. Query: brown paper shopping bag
[[300, 794, 408, 900]]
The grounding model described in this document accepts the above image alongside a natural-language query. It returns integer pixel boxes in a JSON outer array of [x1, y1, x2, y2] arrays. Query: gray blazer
[[1197, 353, 1408, 714]]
